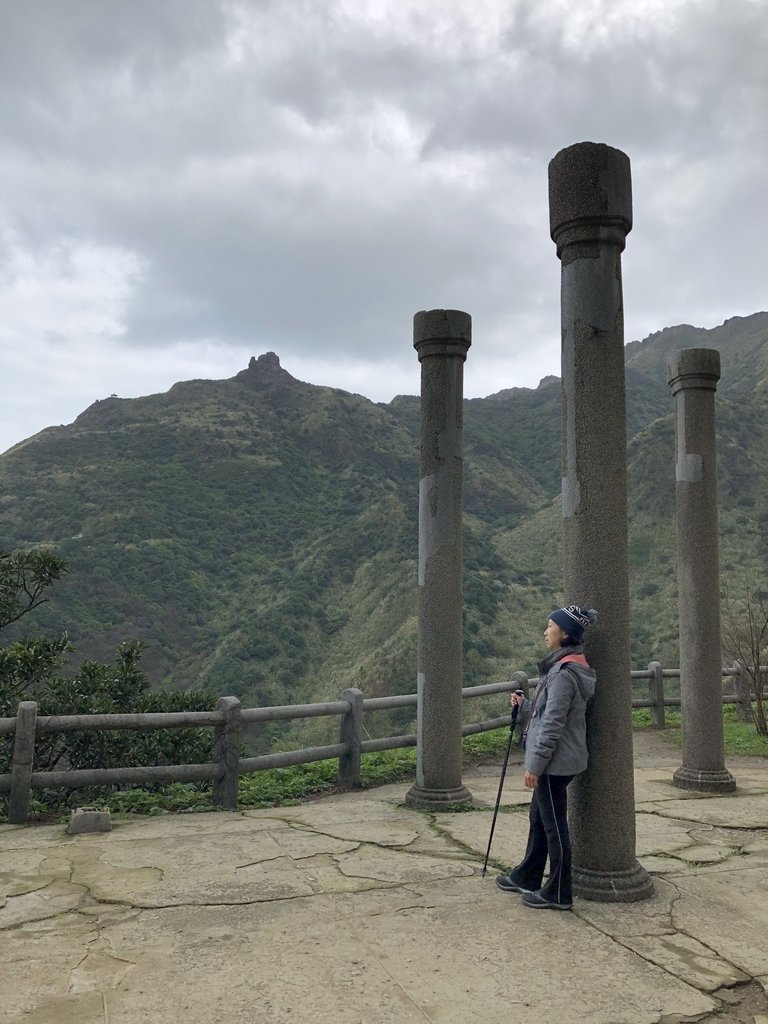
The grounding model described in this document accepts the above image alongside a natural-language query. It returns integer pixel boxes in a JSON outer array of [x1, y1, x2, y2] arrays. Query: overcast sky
[[1, 0, 766, 454]]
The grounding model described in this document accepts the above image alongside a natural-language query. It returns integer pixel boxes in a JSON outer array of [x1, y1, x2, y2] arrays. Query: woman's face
[[544, 619, 569, 651]]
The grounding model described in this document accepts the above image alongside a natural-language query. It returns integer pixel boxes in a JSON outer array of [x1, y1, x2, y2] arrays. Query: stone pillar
[[549, 142, 653, 902], [405, 309, 473, 810], [668, 348, 735, 792]]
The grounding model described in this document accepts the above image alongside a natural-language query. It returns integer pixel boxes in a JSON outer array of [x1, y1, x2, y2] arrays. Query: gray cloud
[[1, 0, 766, 453]]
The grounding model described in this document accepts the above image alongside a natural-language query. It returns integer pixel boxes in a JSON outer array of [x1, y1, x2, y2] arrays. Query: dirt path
[[631, 727, 679, 767]]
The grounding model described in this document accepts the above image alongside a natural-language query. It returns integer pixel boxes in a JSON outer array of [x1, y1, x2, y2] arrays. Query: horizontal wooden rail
[[633, 695, 741, 709], [361, 694, 418, 712], [36, 711, 225, 733], [360, 734, 417, 754], [461, 681, 530, 699], [0, 762, 221, 792], [241, 701, 350, 723], [240, 744, 347, 773]]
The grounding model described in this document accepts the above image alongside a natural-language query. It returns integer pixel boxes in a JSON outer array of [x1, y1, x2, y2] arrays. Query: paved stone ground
[[2, 734, 768, 1024]]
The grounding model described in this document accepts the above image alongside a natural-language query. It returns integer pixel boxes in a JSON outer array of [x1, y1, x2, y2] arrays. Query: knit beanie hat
[[549, 605, 598, 644]]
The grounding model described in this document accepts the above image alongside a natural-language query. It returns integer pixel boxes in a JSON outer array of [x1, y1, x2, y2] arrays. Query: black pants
[[508, 774, 574, 905]]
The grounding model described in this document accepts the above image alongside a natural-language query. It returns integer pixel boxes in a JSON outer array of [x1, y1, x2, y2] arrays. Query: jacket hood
[[539, 645, 596, 703]]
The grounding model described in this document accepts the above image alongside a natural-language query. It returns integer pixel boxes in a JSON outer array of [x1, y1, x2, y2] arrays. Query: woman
[[496, 605, 597, 910]]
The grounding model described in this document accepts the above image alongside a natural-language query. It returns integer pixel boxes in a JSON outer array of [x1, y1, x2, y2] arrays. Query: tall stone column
[[668, 348, 736, 792], [549, 142, 653, 901], [405, 309, 473, 810]]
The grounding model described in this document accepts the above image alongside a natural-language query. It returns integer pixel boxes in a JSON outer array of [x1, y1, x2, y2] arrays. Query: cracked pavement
[[2, 736, 768, 1023]]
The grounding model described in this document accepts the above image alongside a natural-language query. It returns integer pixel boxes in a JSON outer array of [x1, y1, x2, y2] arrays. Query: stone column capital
[[667, 348, 721, 395], [548, 142, 632, 259], [413, 309, 471, 361]]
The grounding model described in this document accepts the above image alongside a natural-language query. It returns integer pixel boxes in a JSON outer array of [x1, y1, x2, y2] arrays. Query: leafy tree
[[37, 639, 214, 775], [0, 549, 67, 629], [0, 633, 73, 714], [1, 550, 215, 809], [0, 550, 72, 724]]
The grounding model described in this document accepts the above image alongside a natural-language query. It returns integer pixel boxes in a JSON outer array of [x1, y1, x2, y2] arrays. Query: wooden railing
[[0, 661, 758, 823]]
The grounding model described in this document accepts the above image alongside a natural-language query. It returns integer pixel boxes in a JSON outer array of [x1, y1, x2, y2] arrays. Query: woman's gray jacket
[[516, 646, 596, 777]]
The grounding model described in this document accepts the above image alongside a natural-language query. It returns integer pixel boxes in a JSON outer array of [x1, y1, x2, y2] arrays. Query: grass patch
[[723, 713, 768, 756], [106, 784, 214, 816], [633, 704, 768, 757], [631, 708, 681, 731], [462, 729, 515, 759], [24, 783, 217, 822]]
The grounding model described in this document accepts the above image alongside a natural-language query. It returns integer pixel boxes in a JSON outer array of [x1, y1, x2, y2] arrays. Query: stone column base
[[673, 766, 736, 793], [404, 784, 473, 811], [573, 862, 654, 903]]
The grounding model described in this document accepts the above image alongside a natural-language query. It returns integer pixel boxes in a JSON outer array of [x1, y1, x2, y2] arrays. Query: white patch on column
[[418, 470, 453, 586], [675, 392, 703, 482], [677, 453, 703, 482]]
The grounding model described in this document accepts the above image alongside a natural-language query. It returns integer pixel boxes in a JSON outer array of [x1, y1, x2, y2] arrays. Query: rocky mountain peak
[[235, 352, 299, 387]]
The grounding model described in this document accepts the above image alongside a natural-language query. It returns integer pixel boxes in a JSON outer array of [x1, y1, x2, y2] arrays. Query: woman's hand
[[510, 691, 525, 708], [524, 771, 539, 789]]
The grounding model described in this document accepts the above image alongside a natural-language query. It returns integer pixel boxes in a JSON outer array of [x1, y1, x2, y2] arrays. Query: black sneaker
[[495, 874, 532, 894], [521, 890, 572, 911]]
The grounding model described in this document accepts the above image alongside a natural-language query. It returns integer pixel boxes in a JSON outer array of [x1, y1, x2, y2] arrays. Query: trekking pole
[[481, 690, 525, 877]]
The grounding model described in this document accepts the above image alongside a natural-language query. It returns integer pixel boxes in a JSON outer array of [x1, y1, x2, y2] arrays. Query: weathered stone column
[[405, 309, 473, 810], [549, 142, 653, 901], [668, 348, 735, 792]]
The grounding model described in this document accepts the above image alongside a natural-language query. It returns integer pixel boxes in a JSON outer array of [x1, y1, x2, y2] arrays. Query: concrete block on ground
[[67, 807, 112, 835]]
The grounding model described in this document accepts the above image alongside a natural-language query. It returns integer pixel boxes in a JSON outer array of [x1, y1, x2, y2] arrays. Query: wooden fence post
[[648, 662, 665, 729], [511, 670, 530, 699], [212, 696, 241, 811], [731, 660, 753, 723], [8, 701, 38, 824], [338, 688, 363, 790]]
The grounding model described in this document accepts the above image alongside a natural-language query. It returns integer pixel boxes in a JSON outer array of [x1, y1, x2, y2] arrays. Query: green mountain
[[1, 315, 767, 736], [625, 313, 768, 400]]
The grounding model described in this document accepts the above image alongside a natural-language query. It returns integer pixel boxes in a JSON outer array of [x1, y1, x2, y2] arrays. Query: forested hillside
[[1, 314, 766, 731]]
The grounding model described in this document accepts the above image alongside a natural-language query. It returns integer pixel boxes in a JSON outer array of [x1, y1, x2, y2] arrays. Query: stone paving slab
[[635, 812, 716, 860], [457, 772, 532, 810], [668, 864, 768, 980], [0, 878, 716, 1024], [618, 930, 751, 992], [643, 795, 768, 829], [336, 877, 715, 1024], [431, 808, 530, 872], [2, 753, 768, 1023]]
